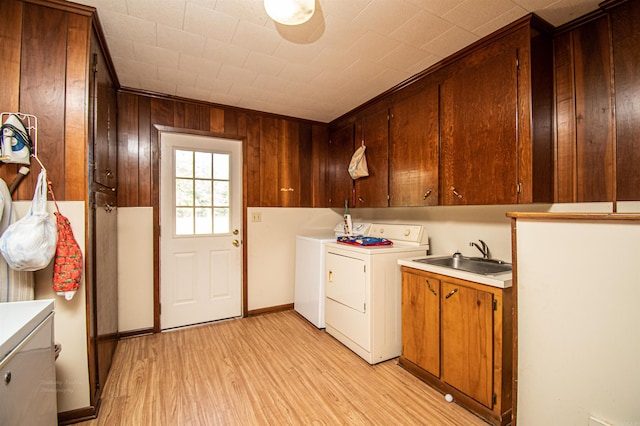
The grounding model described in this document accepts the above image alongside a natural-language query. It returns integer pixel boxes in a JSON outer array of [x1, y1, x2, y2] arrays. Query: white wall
[[26, 201, 91, 413], [117, 207, 154, 332], [515, 218, 640, 425], [246, 207, 341, 311]]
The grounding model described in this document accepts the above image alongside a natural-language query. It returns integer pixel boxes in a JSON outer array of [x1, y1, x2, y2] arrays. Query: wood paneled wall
[[116, 91, 328, 209], [0, 0, 92, 201]]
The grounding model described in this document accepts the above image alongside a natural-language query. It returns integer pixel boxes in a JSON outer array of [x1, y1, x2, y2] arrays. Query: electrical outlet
[[251, 212, 262, 222]]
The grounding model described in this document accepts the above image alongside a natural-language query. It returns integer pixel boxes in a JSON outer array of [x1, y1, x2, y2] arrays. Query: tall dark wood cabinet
[[353, 109, 389, 207], [389, 84, 439, 207], [607, 0, 640, 201], [554, 14, 614, 203], [327, 123, 355, 207], [439, 16, 553, 205], [87, 26, 119, 411]]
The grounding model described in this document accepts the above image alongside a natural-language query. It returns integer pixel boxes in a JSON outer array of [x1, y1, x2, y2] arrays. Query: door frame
[[152, 125, 248, 332]]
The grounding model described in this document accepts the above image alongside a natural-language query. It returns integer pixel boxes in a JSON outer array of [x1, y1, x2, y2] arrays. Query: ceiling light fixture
[[264, 0, 315, 26]]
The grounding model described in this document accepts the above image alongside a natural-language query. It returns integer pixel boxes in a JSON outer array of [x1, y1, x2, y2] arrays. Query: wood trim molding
[[247, 304, 294, 317], [118, 328, 154, 340], [506, 212, 640, 220], [22, 0, 95, 15], [57, 400, 100, 425]]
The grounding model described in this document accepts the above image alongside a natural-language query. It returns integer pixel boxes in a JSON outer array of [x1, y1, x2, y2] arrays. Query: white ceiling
[[72, 0, 600, 123]]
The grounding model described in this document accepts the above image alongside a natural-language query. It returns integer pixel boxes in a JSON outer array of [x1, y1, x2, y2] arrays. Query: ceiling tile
[[184, 3, 239, 42], [422, 25, 479, 58], [243, 51, 287, 76], [217, 64, 258, 85], [443, 0, 518, 32], [98, 10, 157, 45], [133, 43, 180, 69], [346, 31, 402, 63], [125, 0, 186, 29], [157, 24, 206, 57], [231, 20, 282, 55], [158, 66, 197, 87], [390, 10, 454, 48], [202, 39, 249, 68], [178, 54, 222, 77]]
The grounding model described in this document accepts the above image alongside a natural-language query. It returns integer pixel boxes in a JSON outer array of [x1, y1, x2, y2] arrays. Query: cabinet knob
[[4, 371, 11, 385], [423, 189, 433, 200], [358, 197, 364, 203], [451, 186, 463, 199], [105, 169, 114, 179]]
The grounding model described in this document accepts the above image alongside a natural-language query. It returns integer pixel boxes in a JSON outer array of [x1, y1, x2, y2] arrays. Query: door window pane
[[214, 208, 230, 234], [195, 208, 213, 234], [195, 152, 212, 179], [195, 180, 212, 206], [175, 150, 193, 178], [213, 153, 229, 180], [176, 208, 194, 235], [176, 179, 193, 206], [214, 181, 229, 206]]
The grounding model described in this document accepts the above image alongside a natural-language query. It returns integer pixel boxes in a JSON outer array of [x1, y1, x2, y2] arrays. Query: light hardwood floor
[[81, 310, 488, 425]]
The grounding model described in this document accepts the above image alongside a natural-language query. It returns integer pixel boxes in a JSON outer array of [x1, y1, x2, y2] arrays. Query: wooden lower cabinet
[[400, 267, 513, 426]]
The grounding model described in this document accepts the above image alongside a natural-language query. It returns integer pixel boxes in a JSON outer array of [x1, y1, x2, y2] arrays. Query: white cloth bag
[[0, 170, 57, 271], [348, 144, 369, 179]]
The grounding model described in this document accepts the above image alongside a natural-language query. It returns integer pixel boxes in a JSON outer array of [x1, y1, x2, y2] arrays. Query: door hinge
[[493, 393, 497, 405], [92, 53, 98, 74], [364, 265, 366, 273], [159, 303, 161, 315], [493, 299, 498, 311], [517, 182, 522, 194]]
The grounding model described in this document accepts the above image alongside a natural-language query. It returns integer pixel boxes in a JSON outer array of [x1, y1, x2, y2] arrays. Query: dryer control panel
[[368, 223, 427, 247]]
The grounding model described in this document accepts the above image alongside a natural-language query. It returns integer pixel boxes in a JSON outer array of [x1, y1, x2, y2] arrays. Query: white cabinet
[[0, 307, 56, 425]]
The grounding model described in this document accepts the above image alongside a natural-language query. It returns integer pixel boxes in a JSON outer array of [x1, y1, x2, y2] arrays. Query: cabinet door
[[440, 39, 518, 205], [612, 0, 640, 201], [402, 269, 440, 377], [390, 86, 439, 206], [442, 281, 494, 408], [91, 40, 117, 190], [354, 109, 389, 207], [327, 124, 354, 207]]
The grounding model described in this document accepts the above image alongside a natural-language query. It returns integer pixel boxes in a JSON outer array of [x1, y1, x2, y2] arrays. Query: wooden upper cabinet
[[554, 15, 614, 203], [440, 17, 553, 205], [327, 123, 355, 208], [257, 117, 314, 207], [389, 85, 439, 206], [354, 109, 389, 207], [609, 0, 640, 201], [91, 31, 117, 192]]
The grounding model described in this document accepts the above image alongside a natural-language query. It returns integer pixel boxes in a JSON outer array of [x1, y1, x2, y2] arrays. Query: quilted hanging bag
[[47, 181, 83, 301]]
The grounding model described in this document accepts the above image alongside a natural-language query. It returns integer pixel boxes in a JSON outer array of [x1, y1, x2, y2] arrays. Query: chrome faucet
[[470, 239, 489, 259]]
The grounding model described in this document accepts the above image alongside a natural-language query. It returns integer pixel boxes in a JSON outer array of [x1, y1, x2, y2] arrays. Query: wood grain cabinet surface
[[389, 86, 439, 207], [327, 123, 355, 208], [400, 266, 513, 426], [353, 109, 389, 208], [439, 17, 553, 205]]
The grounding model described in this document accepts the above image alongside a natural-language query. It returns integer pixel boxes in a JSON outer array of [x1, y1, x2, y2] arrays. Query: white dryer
[[324, 223, 429, 364], [294, 223, 371, 328]]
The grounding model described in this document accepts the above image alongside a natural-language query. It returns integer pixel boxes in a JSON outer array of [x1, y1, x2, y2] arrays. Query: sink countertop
[[0, 299, 55, 360], [398, 256, 512, 289]]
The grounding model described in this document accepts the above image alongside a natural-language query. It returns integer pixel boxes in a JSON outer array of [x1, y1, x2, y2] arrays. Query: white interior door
[[160, 132, 242, 330]]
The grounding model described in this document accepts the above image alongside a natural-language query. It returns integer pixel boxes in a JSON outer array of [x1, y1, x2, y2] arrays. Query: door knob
[[233, 229, 239, 235], [232, 240, 240, 247]]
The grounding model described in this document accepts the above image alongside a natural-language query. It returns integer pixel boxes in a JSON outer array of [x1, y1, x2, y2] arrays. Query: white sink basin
[[0, 299, 55, 360]]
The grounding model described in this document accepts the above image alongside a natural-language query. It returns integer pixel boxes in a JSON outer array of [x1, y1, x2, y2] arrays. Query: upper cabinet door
[[440, 37, 519, 205], [327, 124, 354, 208], [389, 85, 439, 207], [354, 109, 389, 208], [611, 0, 640, 201]]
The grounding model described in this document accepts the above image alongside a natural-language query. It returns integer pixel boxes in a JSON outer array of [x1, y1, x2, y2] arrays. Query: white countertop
[[398, 256, 512, 289], [0, 299, 55, 360]]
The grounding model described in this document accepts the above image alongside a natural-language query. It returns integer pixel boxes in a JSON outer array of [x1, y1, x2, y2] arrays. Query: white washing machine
[[294, 223, 371, 328], [324, 223, 429, 364]]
